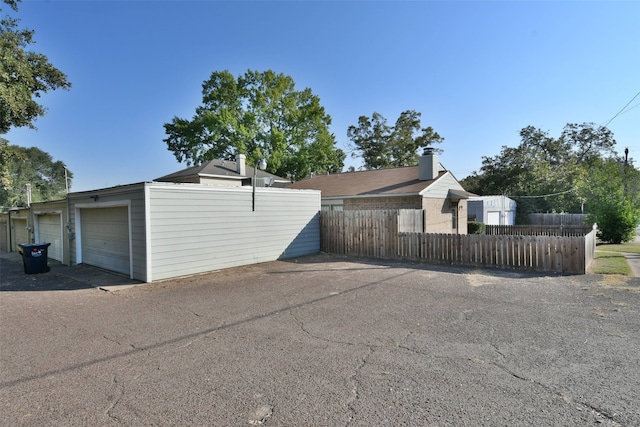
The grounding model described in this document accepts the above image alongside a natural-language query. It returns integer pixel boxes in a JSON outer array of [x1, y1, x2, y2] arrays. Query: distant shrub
[[468, 221, 485, 234], [588, 200, 640, 244]]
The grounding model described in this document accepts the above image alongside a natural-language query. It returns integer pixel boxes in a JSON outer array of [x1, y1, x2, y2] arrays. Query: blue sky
[[5, 0, 640, 192]]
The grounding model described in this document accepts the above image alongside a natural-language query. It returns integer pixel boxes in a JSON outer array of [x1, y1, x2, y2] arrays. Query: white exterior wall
[[147, 183, 320, 282], [468, 196, 517, 225]]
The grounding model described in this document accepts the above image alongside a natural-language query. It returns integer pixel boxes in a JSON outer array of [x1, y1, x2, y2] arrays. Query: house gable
[[419, 172, 466, 198]]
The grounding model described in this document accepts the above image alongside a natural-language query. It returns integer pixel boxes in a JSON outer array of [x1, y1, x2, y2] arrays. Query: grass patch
[[596, 242, 640, 254], [590, 251, 632, 275]]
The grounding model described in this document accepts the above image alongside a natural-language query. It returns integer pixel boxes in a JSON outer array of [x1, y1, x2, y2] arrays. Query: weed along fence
[[320, 210, 597, 275]]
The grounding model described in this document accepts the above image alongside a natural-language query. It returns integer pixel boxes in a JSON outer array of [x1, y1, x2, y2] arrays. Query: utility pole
[[26, 183, 32, 206], [624, 147, 629, 197]]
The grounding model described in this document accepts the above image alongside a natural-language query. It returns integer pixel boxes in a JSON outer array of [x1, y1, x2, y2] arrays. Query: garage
[[35, 213, 63, 262], [0, 218, 7, 251], [12, 218, 29, 251], [79, 206, 130, 275]]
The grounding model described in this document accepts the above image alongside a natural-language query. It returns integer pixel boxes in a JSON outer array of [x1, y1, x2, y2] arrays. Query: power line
[[618, 102, 640, 116], [509, 188, 576, 199], [602, 90, 640, 127]]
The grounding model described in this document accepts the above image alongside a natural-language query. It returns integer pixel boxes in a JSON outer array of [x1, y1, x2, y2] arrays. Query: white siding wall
[[148, 184, 320, 281]]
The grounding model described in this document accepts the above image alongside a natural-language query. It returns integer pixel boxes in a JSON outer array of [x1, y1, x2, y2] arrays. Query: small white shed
[[467, 195, 516, 225]]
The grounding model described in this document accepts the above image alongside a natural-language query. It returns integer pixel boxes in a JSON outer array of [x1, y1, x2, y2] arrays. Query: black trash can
[[18, 243, 51, 274]]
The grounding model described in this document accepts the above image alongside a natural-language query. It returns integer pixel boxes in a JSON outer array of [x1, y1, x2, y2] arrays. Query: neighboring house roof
[[286, 166, 443, 197], [286, 161, 474, 200], [155, 158, 288, 184]]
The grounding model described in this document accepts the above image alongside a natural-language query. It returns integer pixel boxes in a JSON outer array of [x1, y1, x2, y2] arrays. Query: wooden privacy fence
[[321, 210, 597, 274], [486, 224, 594, 236], [528, 213, 587, 226]]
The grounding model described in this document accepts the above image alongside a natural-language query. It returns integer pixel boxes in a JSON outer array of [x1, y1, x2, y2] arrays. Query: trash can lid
[[18, 242, 51, 248]]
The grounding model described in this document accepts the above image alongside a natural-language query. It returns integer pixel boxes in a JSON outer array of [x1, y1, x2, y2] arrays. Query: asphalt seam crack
[[104, 374, 124, 424], [346, 346, 373, 426], [489, 359, 624, 426], [289, 310, 357, 347]]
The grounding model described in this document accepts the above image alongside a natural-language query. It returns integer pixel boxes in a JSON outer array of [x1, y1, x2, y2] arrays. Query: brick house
[[286, 150, 473, 234]]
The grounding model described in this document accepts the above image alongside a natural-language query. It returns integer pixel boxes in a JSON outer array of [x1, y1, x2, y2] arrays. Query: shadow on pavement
[[0, 250, 141, 292], [283, 252, 560, 279]]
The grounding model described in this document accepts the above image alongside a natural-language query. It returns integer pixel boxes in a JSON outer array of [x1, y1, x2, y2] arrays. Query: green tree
[[577, 157, 640, 243], [0, 0, 71, 133], [164, 69, 345, 181], [461, 123, 616, 221], [347, 110, 444, 170], [0, 143, 71, 208]]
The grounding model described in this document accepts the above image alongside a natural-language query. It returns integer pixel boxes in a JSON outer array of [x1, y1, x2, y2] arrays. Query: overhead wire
[[602, 90, 640, 127], [509, 188, 576, 199]]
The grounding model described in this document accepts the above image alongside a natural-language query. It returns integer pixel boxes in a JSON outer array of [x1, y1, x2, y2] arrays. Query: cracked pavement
[[1, 254, 639, 426]]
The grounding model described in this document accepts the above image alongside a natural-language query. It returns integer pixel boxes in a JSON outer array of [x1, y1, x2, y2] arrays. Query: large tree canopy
[[462, 123, 618, 219], [164, 69, 345, 181], [0, 0, 71, 134], [0, 142, 72, 208], [347, 110, 444, 170]]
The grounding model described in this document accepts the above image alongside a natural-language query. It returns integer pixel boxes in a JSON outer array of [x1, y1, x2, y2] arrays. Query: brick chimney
[[236, 153, 246, 176], [419, 148, 440, 181]]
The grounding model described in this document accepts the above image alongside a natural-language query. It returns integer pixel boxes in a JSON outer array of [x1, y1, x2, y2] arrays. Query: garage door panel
[[0, 220, 7, 251], [12, 219, 28, 251], [487, 211, 500, 225], [81, 207, 130, 275], [37, 214, 63, 262]]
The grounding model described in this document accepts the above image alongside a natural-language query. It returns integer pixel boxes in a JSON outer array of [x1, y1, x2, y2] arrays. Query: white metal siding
[[36, 213, 63, 261], [148, 184, 320, 281], [80, 207, 130, 274]]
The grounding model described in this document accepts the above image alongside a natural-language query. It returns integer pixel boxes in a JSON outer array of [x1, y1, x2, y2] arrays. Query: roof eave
[[323, 192, 421, 200], [198, 173, 244, 180]]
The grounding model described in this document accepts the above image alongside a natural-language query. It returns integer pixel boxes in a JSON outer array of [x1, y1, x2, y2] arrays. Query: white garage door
[[0, 219, 7, 251], [12, 218, 29, 251], [36, 213, 63, 262], [486, 211, 500, 225], [80, 207, 130, 275]]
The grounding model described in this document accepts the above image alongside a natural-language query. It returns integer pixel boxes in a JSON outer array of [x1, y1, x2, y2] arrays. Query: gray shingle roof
[[155, 159, 287, 182], [285, 165, 447, 197]]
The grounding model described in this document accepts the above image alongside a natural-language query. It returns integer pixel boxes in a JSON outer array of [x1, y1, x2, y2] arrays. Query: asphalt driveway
[[1, 253, 639, 426]]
